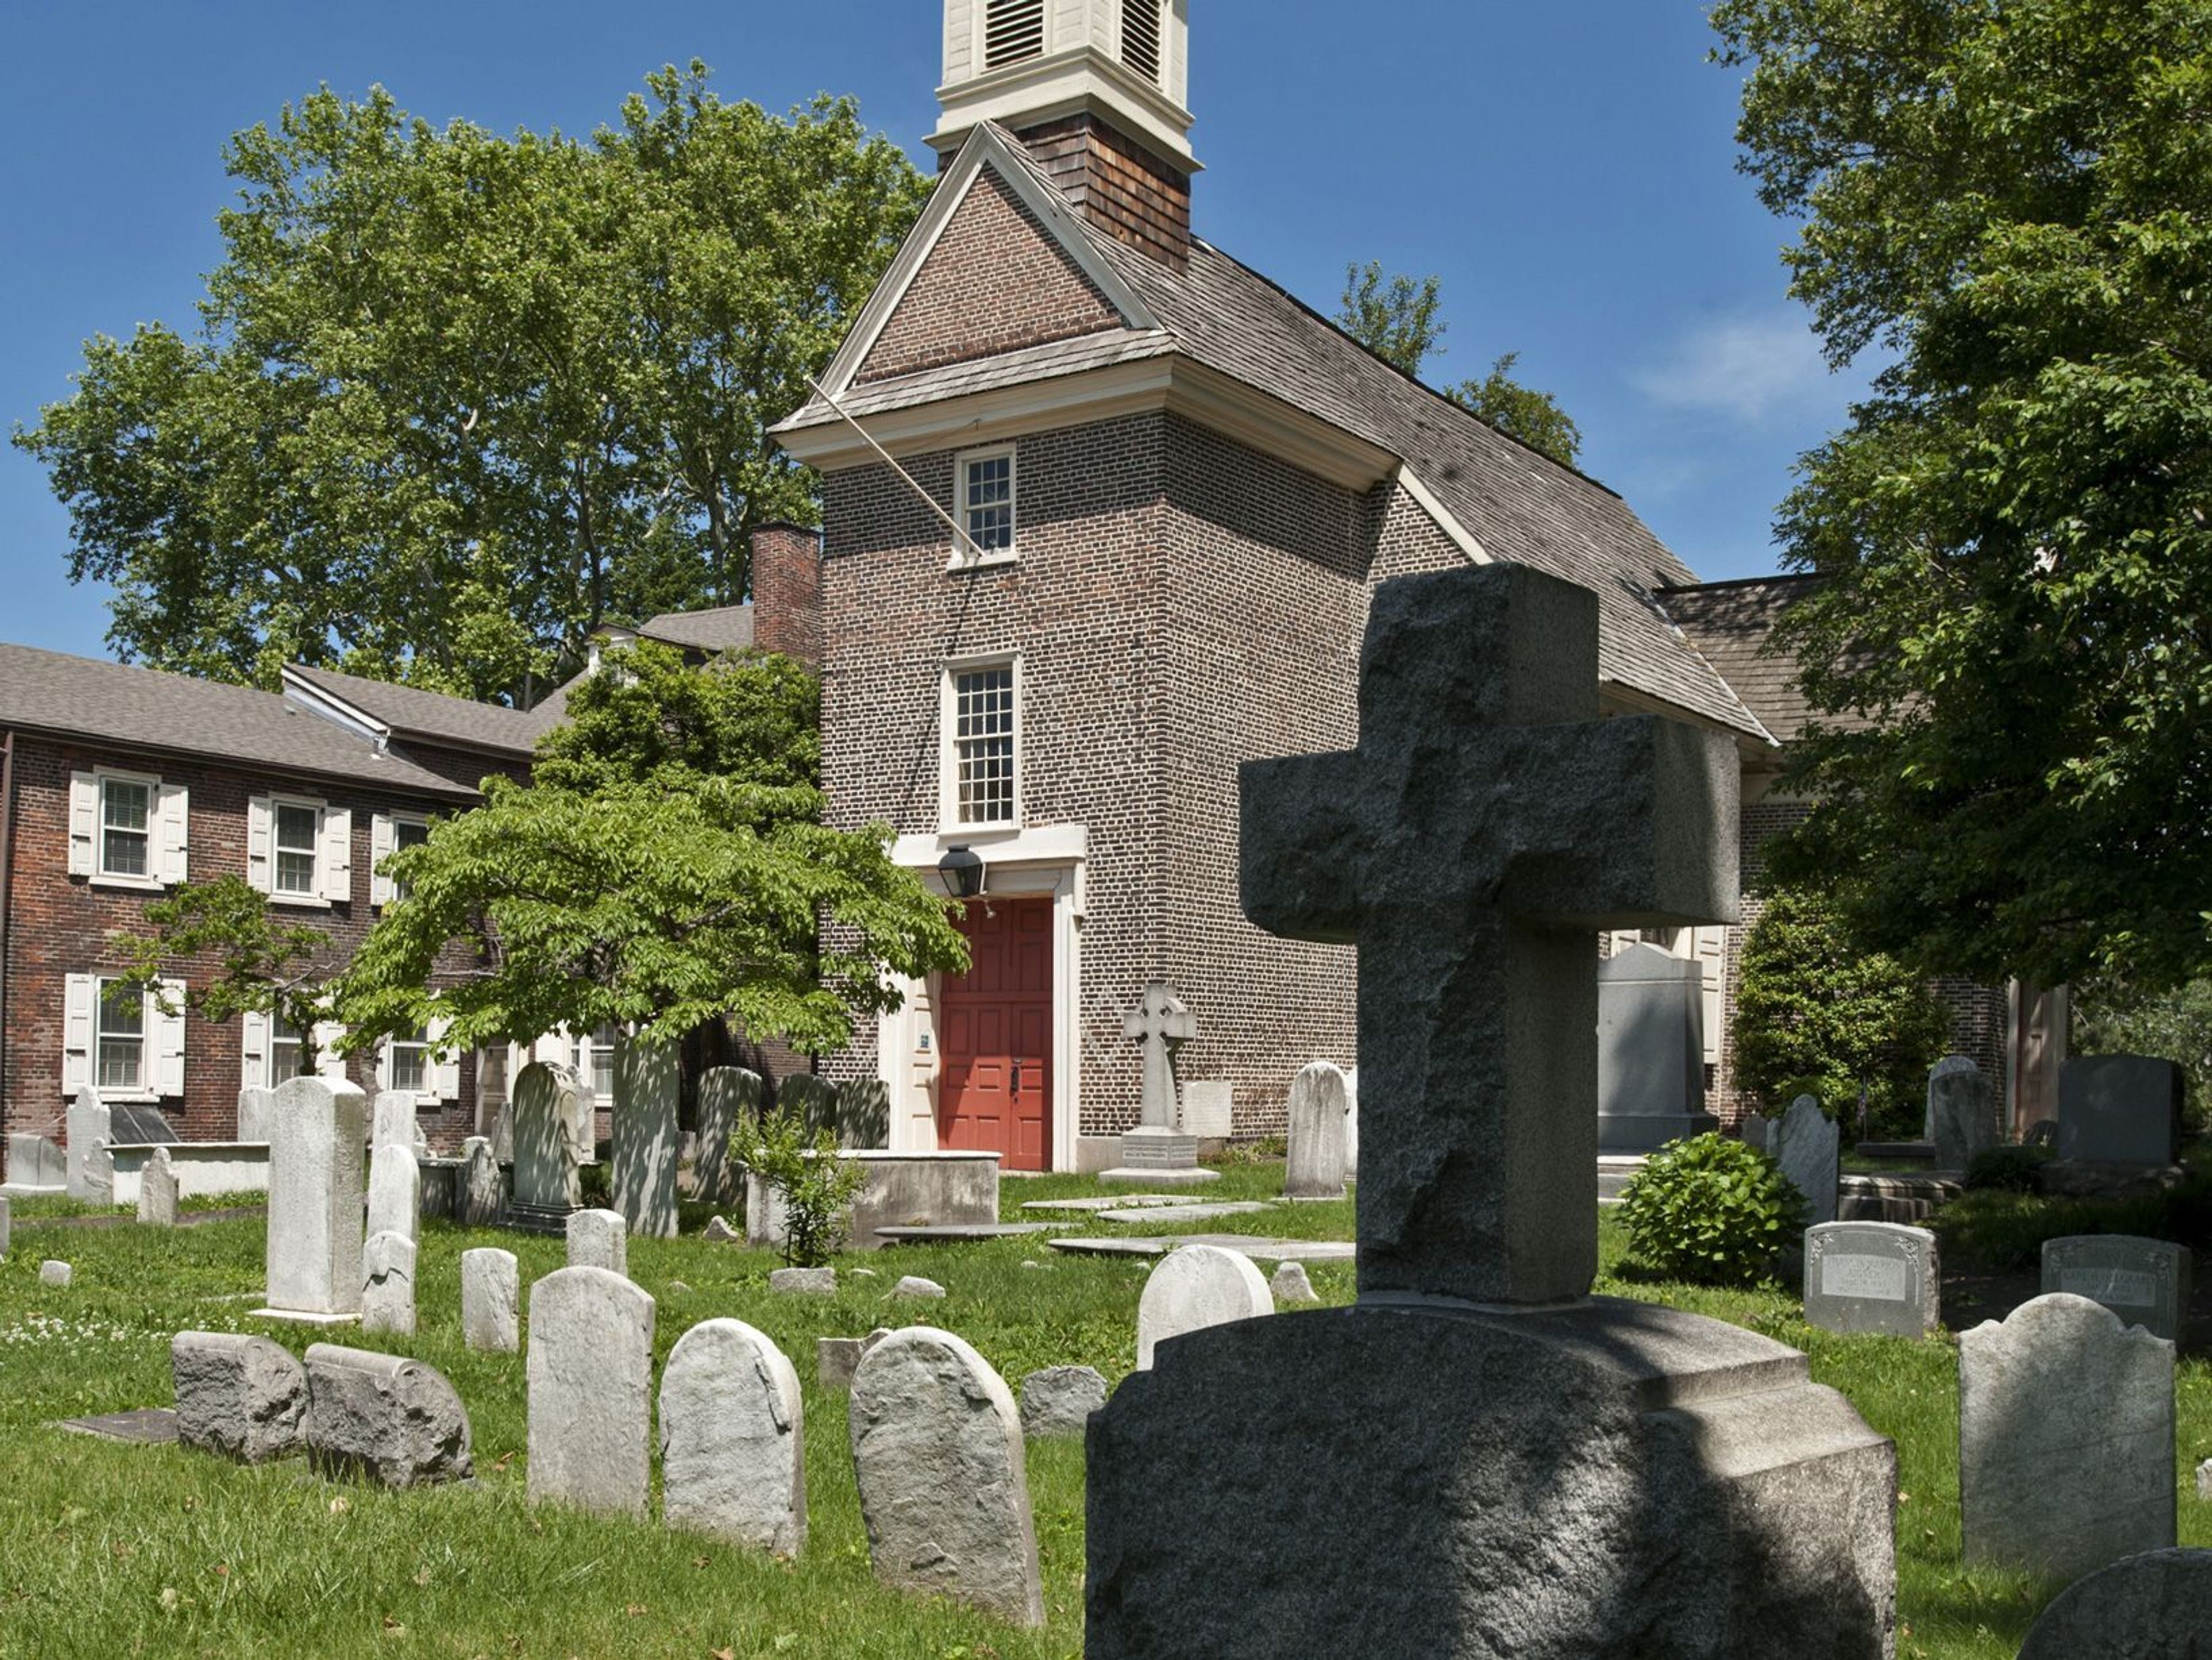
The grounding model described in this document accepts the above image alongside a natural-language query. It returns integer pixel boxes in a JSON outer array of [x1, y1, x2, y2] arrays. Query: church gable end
[[856, 164, 1129, 385]]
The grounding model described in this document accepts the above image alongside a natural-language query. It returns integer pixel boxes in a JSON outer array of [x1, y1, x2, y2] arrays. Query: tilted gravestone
[[1595, 941, 1715, 1152], [1086, 565, 1895, 1660], [1282, 1061, 1351, 1200], [137, 1145, 180, 1227], [2041, 1235, 2194, 1347], [1804, 1222, 1940, 1338], [659, 1318, 806, 1555], [610, 1036, 679, 1239], [510, 1061, 587, 1231], [1960, 1293, 2175, 1585], [850, 1326, 1043, 1626], [1927, 1056, 1997, 1172], [527, 1265, 656, 1518], [2059, 1055, 2184, 1166], [461, 1247, 520, 1353], [693, 1067, 760, 1207], [259, 1076, 368, 1322], [304, 1343, 472, 1487], [1775, 1094, 1840, 1227], [1135, 1244, 1272, 1370], [2017, 1547, 2212, 1660], [458, 1136, 503, 1227]]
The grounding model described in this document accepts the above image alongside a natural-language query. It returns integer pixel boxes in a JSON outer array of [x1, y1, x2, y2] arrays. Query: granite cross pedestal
[[1086, 566, 1897, 1660], [1101, 981, 1214, 1185]]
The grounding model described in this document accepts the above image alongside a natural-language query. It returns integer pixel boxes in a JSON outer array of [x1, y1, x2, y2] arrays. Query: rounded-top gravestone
[[1283, 1061, 1351, 1200], [2017, 1547, 2212, 1659], [659, 1318, 805, 1555], [1136, 1243, 1272, 1370]]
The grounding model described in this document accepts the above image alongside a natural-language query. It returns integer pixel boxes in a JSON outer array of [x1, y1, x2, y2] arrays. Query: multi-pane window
[[388, 1026, 430, 1095], [274, 803, 320, 896], [100, 778, 151, 879], [392, 817, 429, 901], [270, 1010, 307, 1085], [96, 978, 145, 1092], [591, 1023, 617, 1102], [961, 451, 1014, 556], [955, 666, 1017, 825]]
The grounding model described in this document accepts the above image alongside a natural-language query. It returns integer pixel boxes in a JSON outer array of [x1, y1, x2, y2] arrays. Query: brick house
[[768, 0, 2063, 1171]]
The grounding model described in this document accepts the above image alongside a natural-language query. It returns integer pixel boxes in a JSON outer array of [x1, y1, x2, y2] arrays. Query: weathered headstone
[[2041, 1235, 2194, 1347], [566, 1207, 628, 1276], [370, 1090, 417, 1157], [1774, 1095, 1840, 1227], [702, 1215, 740, 1243], [304, 1343, 472, 1486], [1803, 1222, 1940, 1338], [659, 1318, 806, 1555], [1283, 1061, 1351, 1200], [527, 1265, 655, 1518], [6, 1132, 67, 1189], [817, 1328, 891, 1391], [1960, 1293, 2175, 1584], [65, 1086, 113, 1203], [837, 1079, 891, 1148], [850, 1326, 1044, 1626], [1926, 1056, 1996, 1171], [236, 1085, 278, 1144], [2017, 1547, 2212, 1660], [1596, 942, 1716, 1151], [366, 1142, 421, 1243], [510, 1061, 586, 1230], [459, 1136, 503, 1227], [110, 1101, 180, 1144], [1089, 565, 1895, 1660], [1018, 1365, 1107, 1439], [778, 1073, 840, 1139], [1136, 1244, 1272, 1370], [361, 1231, 417, 1337], [610, 1036, 678, 1238], [1101, 982, 1210, 1182], [2059, 1055, 2184, 1166], [137, 1145, 180, 1227], [260, 1076, 368, 1322], [693, 1066, 759, 1207], [1738, 1111, 1772, 1154], [39, 1259, 71, 1287], [171, 1331, 306, 1462], [461, 1247, 519, 1352], [768, 1266, 835, 1296], [1270, 1260, 1319, 1304]]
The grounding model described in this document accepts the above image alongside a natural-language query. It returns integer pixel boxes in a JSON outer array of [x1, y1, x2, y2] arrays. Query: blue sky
[[0, 1, 1858, 662]]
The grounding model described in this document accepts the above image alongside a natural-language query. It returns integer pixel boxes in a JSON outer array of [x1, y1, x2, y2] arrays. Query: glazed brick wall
[[1715, 789, 2011, 1128], [857, 165, 1124, 385], [1016, 114, 1192, 270], [2, 735, 484, 1176]]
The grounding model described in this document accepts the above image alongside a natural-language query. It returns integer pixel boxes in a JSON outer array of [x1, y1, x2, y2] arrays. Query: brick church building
[[769, 0, 2061, 1172]]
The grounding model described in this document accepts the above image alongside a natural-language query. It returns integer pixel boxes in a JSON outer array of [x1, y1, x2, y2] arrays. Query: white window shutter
[[67, 772, 98, 876], [369, 813, 396, 906], [156, 781, 190, 884], [318, 807, 353, 903], [240, 1008, 269, 1090], [1695, 925, 1726, 1068], [429, 1016, 460, 1101], [314, 1020, 349, 1080], [153, 981, 188, 1096], [62, 973, 96, 1092], [247, 796, 274, 893]]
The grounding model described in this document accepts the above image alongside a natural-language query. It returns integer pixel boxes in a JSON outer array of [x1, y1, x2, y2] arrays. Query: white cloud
[[1632, 310, 1835, 424]]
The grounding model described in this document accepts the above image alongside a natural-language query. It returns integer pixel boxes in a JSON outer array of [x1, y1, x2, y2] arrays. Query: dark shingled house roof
[[1656, 574, 1865, 746], [631, 603, 755, 655], [283, 662, 562, 758], [0, 643, 476, 798], [777, 123, 1770, 744]]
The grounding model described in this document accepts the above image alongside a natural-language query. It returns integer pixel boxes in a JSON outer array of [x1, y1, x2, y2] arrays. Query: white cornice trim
[[929, 48, 1199, 171], [817, 124, 1159, 403], [1163, 360, 1398, 491], [280, 670, 391, 751], [893, 822, 1089, 869], [1600, 676, 1779, 750], [1393, 464, 1493, 566]]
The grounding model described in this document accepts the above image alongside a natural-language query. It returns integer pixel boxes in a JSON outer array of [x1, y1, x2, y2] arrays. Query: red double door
[[938, 896, 1052, 1171]]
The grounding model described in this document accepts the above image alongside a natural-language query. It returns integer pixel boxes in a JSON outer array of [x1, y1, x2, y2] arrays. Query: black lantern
[[938, 844, 986, 899]]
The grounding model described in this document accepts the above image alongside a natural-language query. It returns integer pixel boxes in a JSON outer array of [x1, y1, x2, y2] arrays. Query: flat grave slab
[[1050, 1234, 1355, 1262], [58, 1407, 179, 1445], [108, 1103, 181, 1145], [873, 1223, 1056, 1242], [1020, 1194, 1192, 1213], [1097, 1201, 1272, 1225]]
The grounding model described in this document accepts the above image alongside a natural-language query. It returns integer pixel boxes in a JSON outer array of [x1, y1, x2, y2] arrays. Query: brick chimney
[[929, 1, 1198, 270], [750, 522, 823, 670]]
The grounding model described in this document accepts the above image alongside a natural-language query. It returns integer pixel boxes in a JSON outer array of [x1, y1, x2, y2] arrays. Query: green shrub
[[733, 1106, 868, 1266], [1617, 1132, 1806, 1285], [1964, 1144, 2052, 1193]]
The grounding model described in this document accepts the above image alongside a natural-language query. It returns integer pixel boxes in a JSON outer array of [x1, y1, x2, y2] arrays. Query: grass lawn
[[0, 1174, 2203, 1659]]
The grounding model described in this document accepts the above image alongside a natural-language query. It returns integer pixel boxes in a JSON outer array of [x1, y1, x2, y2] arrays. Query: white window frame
[[940, 654, 1022, 832], [370, 811, 431, 907], [376, 1015, 459, 1107], [241, 1006, 315, 1091], [949, 444, 1018, 570], [69, 767, 187, 889], [95, 977, 147, 1096], [66, 973, 184, 1103], [249, 793, 351, 907]]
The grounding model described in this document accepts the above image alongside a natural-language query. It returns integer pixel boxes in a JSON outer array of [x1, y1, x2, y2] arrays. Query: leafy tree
[[331, 641, 967, 1059], [14, 65, 927, 702], [1732, 882, 1951, 1139], [1334, 262, 1582, 466], [735, 1105, 869, 1266], [2074, 973, 2212, 1136], [112, 876, 342, 1069], [1714, 0, 2212, 989]]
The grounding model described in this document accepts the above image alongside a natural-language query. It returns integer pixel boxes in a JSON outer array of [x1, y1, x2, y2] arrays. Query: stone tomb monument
[[1595, 941, 1716, 1152], [610, 1035, 678, 1238], [1960, 1292, 2175, 1584], [1282, 1060, 1351, 1200], [1086, 565, 1896, 1659], [256, 1076, 368, 1324], [2041, 1234, 2194, 1347], [1804, 1222, 1940, 1338], [1926, 1055, 1997, 1172], [1099, 981, 1215, 1185], [509, 1061, 589, 1233], [2059, 1055, 2184, 1166]]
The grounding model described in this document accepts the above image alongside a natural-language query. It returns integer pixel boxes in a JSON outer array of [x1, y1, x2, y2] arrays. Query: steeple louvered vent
[[1120, 0, 1162, 84], [984, 0, 1047, 69]]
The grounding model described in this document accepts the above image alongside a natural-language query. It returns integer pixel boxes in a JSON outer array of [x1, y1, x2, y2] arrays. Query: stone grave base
[[1087, 1296, 1895, 1660], [503, 1200, 578, 1236], [249, 1307, 361, 1328], [1596, 1109, 1718, 1154]]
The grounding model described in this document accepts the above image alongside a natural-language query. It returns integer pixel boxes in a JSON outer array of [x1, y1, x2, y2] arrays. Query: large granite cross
[[1122, 981, 1195, 1130], [1242, 565, 1739, 1305]]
